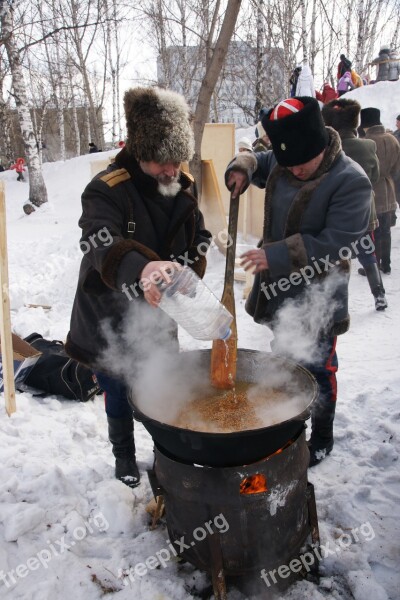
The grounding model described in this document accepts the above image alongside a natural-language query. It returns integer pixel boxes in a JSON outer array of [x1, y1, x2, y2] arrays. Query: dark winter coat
[[363, 125, 400, 214], [66, 148, 212, 370], [321, 99, 380, 229], [226, 128, 371, 336], [337, 57, 352, 80]]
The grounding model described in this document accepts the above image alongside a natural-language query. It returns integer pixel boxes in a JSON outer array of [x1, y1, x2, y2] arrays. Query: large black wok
[[129, 349, 318, 467]]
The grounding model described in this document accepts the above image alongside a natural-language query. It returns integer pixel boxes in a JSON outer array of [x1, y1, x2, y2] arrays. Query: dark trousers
[[94, 372, 132, 419], [301, 337, 338, 444], [375, 212, 393, 271], [357, 231, 377, 268]]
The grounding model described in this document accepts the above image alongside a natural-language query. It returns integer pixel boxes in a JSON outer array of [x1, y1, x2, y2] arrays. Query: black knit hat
[[360, 108, 381, 128], [261, 97, 329, 167], [123, 87, 194, 163]]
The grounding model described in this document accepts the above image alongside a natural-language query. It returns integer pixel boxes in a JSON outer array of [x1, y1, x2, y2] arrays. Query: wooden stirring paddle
[[210, 192, 239, 389]]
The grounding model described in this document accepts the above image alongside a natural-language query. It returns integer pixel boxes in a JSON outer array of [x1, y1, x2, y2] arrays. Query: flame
[[240, 473, 267, 495]]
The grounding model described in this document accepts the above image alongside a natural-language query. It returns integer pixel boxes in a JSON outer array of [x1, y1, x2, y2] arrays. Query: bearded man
[[66, 87, 211, 487]]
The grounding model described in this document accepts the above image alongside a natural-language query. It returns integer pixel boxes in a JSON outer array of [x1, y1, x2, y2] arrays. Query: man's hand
[[240, 249, 268, 274], [139, 261, 181, 307], [226, 170, 249, 199]]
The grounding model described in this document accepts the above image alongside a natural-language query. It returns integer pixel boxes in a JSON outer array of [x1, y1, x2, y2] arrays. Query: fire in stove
[[239, 473, 268, 495], [149, 428, 320, 599]]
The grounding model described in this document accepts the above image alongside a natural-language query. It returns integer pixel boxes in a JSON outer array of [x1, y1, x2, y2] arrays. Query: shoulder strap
[[121, 180, 136, 239]]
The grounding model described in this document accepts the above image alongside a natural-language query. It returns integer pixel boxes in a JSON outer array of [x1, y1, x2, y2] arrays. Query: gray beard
[[157, 181, 182, 197]]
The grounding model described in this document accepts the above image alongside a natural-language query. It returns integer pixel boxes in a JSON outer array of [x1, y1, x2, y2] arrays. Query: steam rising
[[97, 301, 206, 423], [95, 271, 341, 430], [270, 270, 345, 363]]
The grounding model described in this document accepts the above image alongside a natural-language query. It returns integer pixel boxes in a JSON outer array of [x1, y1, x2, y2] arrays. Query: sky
[[0, 81, 399, 600]]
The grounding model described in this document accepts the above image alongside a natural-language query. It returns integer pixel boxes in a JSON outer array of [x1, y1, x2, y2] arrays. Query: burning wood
[[240, 473, 268, 495]]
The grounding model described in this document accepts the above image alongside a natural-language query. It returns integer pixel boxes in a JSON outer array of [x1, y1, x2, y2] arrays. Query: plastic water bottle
[[158, 267, 233, 341]]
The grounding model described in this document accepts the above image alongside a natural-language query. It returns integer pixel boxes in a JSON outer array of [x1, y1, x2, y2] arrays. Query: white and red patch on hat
[[270, 99, 304, 120]]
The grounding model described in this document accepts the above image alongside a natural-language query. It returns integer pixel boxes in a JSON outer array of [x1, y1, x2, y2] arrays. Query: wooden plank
[[0, 181, 16, 415], [200, 159, 228, 255], [201, 123, 235, 214]]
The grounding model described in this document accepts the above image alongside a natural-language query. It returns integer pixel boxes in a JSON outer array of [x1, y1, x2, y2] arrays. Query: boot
[[107, 416, 140, 488], [308, 399, 336, 467], [363, 263, 388, 311]]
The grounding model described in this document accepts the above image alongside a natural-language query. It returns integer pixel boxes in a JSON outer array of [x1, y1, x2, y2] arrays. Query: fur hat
[[360, 108, 381, 128], [123, 87, 194, 163], [261, 96, 329, 167], [321, 98, 361, 131]]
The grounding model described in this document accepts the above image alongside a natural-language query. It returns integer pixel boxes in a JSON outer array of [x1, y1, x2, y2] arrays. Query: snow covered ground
[[0, 83, 399, 600]]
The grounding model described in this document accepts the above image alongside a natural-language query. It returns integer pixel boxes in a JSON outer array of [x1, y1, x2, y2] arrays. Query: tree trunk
[[254, 0, 265, 117], [190, 0, 242, 194], [0, 2, 48, 208]]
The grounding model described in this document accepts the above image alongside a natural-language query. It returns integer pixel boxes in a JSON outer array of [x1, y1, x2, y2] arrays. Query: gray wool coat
[[226, 128, 371, 336]]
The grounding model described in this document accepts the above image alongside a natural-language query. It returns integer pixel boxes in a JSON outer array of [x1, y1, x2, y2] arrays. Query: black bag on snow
[[23, 333, 101, 402]]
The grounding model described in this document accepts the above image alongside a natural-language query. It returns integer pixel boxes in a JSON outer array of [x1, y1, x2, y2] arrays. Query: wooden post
[[0, 181, 16, 415]]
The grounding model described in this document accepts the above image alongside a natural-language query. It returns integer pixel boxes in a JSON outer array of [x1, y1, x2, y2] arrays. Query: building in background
[[157, 41, 286, 127]]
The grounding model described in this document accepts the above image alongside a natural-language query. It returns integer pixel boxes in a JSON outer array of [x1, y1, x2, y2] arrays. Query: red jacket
[[10, 158, 26, 174], [321, 84, 338, 103]]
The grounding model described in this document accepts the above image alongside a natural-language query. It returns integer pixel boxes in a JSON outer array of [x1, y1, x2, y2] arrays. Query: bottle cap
[[220, 328, 232, 341]]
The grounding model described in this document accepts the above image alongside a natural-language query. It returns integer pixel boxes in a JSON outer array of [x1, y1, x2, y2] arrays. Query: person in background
[[322, 98, 387, 311], [295, 63, 316, 97], [0, 160, 5, 172], [392, 114, 400, 143], [392, 115, 400, 206], [360, 107, 400, 274], [88, 142, 99, 153], [237, 137, 253, 153], [371, 47, 391, 82], [66, 87, 211, 488], [253, 119, 272, 152], [337, 54, 352, 80], [337, 71, 354, 96], [289, 66, 302, 97], [388, 49, 400, 81], [319, 82, 338, 104], [10, 157, 26, 181], [224, 97, 371, 467], [350, 69, 364, 88]]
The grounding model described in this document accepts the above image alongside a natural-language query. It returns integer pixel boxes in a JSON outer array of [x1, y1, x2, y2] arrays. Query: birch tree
[[0, 1, 48, 209]]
